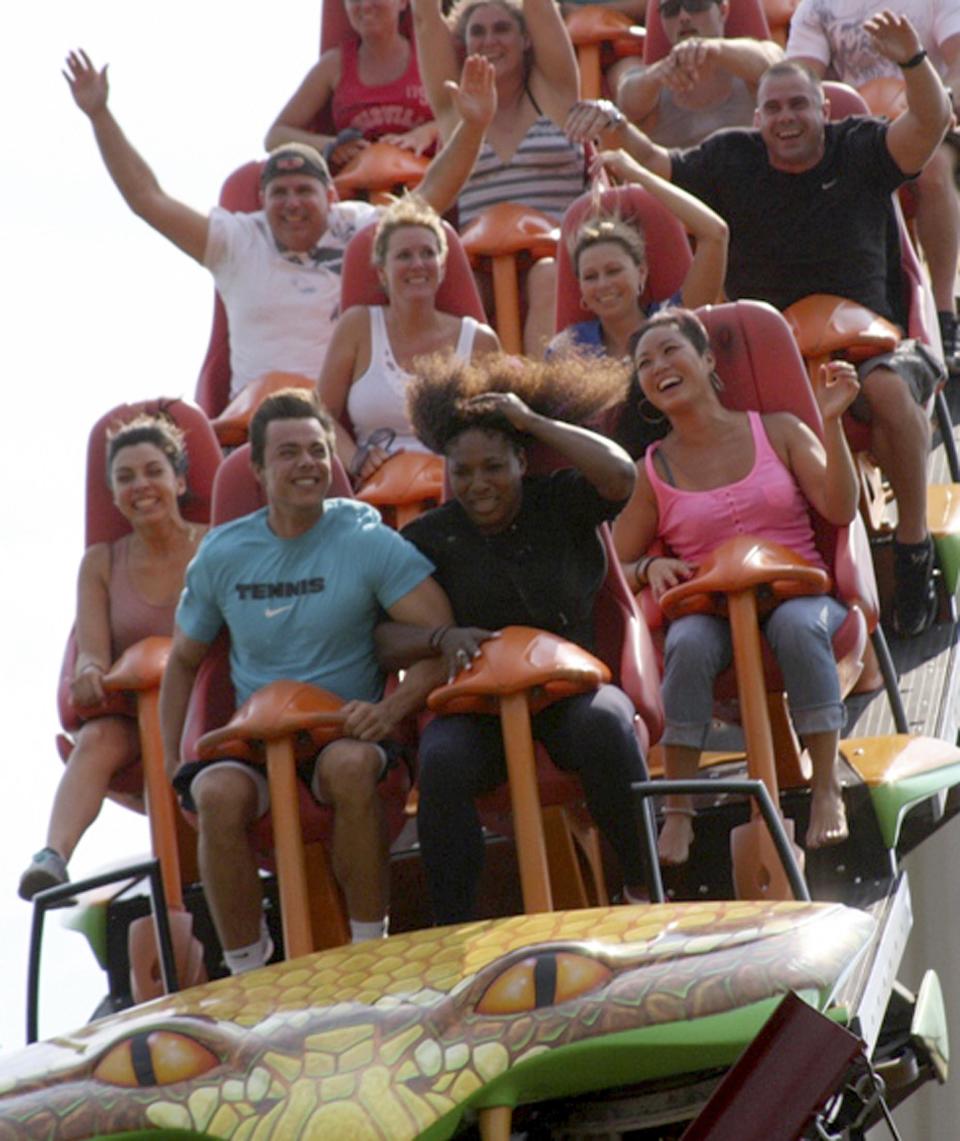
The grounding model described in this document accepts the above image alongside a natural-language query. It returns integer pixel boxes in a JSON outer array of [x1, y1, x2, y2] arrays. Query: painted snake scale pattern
[[0, 900, 874, 1139]]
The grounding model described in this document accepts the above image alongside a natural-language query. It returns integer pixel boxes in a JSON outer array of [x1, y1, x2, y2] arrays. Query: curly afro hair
[[406, 351, 630, 454]]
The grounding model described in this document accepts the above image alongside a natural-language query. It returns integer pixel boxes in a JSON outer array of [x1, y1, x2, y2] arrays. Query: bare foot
[[657, 809, 695, 865], [806, 786, 849, 849]]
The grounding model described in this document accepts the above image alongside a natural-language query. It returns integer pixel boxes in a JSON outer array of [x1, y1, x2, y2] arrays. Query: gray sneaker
[[18, 848, 69, 901]]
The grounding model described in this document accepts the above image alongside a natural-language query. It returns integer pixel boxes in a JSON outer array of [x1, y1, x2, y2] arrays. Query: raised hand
[[382, 121, 440, 155], [864, 10, 924, 66], [590, 147, 647, 185], [565, 99, 626, 145], [463, 390, 536, 429], [815, 360, 860, 422], [445, 54, 497, 132], [63, 48, 109, 118]]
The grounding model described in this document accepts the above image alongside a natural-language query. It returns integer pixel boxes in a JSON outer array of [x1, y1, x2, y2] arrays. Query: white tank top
[[346, 306, 479, 451]]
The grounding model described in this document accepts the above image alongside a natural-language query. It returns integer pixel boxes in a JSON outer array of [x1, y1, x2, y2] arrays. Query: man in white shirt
[[64, 49, 495, 398]]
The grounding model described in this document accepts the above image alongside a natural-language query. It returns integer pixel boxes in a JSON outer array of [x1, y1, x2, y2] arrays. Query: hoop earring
[[710, 370, 724, 392], [638, 396, 666, 426]]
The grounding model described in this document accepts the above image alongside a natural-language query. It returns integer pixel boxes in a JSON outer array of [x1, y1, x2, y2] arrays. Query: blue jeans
[[661, 596, 848, 749]]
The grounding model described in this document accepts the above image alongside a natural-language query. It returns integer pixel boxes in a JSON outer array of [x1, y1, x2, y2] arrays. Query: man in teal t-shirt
[[161, 390, 452, 972]]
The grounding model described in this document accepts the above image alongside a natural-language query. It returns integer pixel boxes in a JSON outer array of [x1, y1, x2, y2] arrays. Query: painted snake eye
[[476, 952, 612, 1015], [93, 1030, 220, 1087]]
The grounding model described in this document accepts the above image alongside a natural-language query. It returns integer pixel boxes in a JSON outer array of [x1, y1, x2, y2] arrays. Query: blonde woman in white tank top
[[319, 197, 499, 484]]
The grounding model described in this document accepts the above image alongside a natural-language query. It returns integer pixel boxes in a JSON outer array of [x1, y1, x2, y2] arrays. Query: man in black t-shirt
[[568, 11, 952, 636]]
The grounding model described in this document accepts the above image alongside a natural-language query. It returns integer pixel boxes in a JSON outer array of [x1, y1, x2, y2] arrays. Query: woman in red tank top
[[265, 0, 435, 173], [612, 309, 861, 868], [18, 416, 206, 901]]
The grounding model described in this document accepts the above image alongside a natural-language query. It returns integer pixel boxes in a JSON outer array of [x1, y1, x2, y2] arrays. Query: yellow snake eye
[[93, 1030, 220, 1087], [476, 952, 613, 1015]]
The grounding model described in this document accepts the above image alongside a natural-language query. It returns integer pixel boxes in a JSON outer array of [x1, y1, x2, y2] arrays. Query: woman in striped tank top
[[412, 0, 584, 355], [613, 309, 861, 866]]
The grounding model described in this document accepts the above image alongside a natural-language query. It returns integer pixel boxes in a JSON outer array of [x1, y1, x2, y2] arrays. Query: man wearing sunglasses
[[616, 0, 783, 148], [568, 10, 951, 638]]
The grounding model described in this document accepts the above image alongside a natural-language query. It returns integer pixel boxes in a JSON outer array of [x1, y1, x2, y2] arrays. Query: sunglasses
[[349, 427, 397, 482], [659, 0, 720, 18]]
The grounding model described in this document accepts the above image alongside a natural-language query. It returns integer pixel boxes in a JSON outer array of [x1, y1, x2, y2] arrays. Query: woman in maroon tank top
[[265, 0, 435, 173], [18, 416, 206, 901]]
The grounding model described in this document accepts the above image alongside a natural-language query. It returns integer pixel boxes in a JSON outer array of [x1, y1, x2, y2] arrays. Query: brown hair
[[106, 413, 188, 483], [249, 389, 336, 467], [571, 213, 647, 278]]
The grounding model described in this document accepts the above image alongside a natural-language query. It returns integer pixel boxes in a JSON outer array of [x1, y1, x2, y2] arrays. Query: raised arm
[[602, 160, 728, 307], [411, 0, 462, 138], [474, 392, 636, 501], [565, 101, 674, 179], [701, 37, 783, 87], [868, 11, 951, 173], [159, 627, 210, 781], [64, 49, 210, 264], [264, 51, 342, 154], [525, 0, 580, 124], [770, 361, 860, 526], [415, 55, 497, 214]]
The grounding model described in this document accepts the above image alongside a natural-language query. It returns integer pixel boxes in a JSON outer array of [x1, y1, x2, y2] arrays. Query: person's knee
[[192, 768, 260, 833], [664, 616, 730, 676], [861, 366, 920, 422], [74, 717, 138, 771], [316, 742, 382, 808]]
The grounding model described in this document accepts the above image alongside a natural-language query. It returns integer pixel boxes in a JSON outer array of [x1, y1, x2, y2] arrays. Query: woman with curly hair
[[380, 352, 651, 923], [19, 415, 207, 900]]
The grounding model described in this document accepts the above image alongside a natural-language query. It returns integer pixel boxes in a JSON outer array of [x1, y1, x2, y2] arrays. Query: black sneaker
[[938, 311, 960, 377], [892, 538, 938, 638], [18, 847, 69, 901]]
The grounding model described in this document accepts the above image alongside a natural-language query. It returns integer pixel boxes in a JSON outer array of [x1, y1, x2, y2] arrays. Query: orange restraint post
[[660, 537, 831, 901], [196, 680, 350, 960], [428, 626, 610, 914], [333, 141, 429, 206], [103, 636, 207, 1000], [461, 203, 559, 355], [354, 453, 445, 530]]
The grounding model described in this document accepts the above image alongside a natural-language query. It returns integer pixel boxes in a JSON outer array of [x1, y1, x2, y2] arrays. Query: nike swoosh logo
[[265, 604, 295, 618], [821, 178, 837, 190]]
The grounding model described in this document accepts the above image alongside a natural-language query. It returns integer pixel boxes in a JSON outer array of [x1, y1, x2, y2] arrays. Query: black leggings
[[417, 685, 648, 923]]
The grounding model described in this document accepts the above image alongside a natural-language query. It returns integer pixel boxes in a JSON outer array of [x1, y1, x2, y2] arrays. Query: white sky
[[1, 0, 321, 1047]]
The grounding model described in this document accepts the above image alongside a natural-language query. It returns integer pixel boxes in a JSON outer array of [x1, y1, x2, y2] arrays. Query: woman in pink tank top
[[612, 309, 861, 868], [18, 417, 206, 901]]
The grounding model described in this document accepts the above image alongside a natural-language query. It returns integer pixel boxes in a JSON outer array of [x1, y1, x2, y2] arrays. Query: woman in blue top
[[550, 160, 728, 362]]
